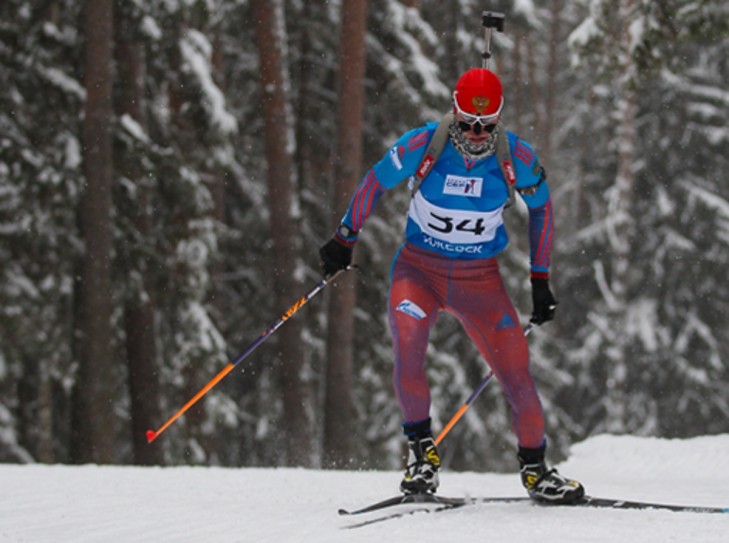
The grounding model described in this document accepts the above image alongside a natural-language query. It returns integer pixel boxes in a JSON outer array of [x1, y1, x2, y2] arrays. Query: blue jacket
[[336, 122, 554, 277]]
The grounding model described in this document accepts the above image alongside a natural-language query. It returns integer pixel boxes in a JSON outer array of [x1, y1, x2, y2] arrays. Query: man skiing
[[319, 68, 584, 504]]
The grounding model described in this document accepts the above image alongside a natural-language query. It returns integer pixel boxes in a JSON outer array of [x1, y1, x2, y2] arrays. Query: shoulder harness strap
[[411, 116, 517, 208], [410, 112, 454, 196], [494, 125, 516, 208]]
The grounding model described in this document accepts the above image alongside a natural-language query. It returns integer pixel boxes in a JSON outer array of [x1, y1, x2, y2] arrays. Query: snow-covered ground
[[2, 434, 727, 542]]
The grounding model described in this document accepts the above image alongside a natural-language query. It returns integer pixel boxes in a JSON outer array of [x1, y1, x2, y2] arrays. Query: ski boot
[[400, 434, 441, 494], [518, 445, 585, 504]]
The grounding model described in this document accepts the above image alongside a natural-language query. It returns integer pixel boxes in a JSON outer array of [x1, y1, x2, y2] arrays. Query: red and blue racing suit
[[335, 122, 553, 449]]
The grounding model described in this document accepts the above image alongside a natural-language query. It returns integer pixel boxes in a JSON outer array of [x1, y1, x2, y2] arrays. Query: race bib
[[408, 191, 504, 244]]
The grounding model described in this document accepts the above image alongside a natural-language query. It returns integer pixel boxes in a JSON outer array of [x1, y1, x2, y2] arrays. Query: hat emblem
[[471, 96, 490, 113]]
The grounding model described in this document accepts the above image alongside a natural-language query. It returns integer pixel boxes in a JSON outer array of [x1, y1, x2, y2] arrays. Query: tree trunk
[[114, 6, 163, 466], [512, 27, 525, 135], [323, 0, 367, 469], [17, 354, 54, 462], [524, 32, 543, 149], [541, 0, 562, 162], [71, 0, 115, 464], [443, 2, 460, 82], [605, 0, 638, 432], [293, 0, 316, 195], [208, 32, 228, 324], [251, 0, 310, 466]]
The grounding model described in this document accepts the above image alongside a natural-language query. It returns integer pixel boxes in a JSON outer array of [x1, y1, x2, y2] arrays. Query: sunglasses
[[458, 121, 497, 134], [453, 91, 503, 130]]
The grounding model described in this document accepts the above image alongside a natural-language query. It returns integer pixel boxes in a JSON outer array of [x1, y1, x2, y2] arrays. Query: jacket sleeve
[[335, 125, 434, 245], [526, 197, 554, 279], [511, 136, 554, 279]]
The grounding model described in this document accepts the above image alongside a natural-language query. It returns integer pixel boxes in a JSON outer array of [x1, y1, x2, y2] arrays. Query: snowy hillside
[[2, 434, 728, 543]]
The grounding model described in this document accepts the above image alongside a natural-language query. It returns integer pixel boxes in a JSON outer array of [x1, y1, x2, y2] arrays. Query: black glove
[[530, 278, 558, 325], [319, 237, 352, 279]]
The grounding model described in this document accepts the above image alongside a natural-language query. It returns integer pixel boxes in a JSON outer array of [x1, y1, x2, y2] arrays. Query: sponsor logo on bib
[[443, 175, 483, 197]]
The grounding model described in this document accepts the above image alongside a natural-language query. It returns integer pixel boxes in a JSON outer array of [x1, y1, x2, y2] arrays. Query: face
[[456, 116, 499, 145]]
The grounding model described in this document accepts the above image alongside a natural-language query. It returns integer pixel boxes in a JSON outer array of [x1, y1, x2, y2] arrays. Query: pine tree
[[557, 0, 729, 440]]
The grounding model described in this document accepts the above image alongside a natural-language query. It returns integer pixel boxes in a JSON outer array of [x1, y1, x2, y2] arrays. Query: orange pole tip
[[146, 430, 158, 444]]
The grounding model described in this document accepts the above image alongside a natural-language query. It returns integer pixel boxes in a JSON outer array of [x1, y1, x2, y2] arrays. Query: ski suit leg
[[446, 259, 545, 449], [388, 248, 443, 424]]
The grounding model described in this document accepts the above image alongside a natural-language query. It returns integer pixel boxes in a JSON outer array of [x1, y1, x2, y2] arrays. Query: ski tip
[[146, 430, 157, 443], [337, 508, 351, 516]]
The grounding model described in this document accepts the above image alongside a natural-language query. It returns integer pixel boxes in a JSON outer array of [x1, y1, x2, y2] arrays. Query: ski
[[339, 494, 729, 517], [341, 500, 463, 529], [573, 496, 729, 514], [337, 493, 469, 516]]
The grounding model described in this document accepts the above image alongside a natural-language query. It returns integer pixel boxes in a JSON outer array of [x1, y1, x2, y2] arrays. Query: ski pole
[[481, 11, 505, 70], [146, 266, 352, 443], [434, 322, 534, 446]]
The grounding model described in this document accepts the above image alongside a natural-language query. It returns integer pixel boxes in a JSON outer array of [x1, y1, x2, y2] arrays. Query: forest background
[[1, 0, 728, 472]]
